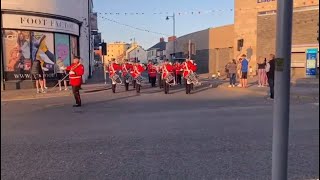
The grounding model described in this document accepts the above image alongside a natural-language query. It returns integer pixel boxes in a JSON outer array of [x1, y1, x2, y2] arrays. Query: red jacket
[[108, 63, 121, 77], [162, 63, 174, 79], [182, 61, 197, 78], [122, 63, 133, 76], [66, 63, 84, 86], [157, 64, 163, 74], [148, 64, 157, 78], [175, 63, 182, 75], [132, 64, 145, 78]]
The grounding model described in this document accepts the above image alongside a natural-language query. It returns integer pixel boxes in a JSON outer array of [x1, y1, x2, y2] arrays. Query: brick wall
[[210, 48, 234, 75], [257, 9, 319, 59]]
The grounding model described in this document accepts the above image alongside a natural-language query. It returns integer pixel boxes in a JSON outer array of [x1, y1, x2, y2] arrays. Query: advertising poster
[[306, 48, 318, 77], [70, 36, 78, 61], [2, 30, 32, 80], [31, 32, 55, 78], [55, 33, 71, 67]]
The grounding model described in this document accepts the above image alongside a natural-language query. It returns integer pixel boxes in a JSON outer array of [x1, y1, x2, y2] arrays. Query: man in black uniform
[[266, 54, 276, 99]]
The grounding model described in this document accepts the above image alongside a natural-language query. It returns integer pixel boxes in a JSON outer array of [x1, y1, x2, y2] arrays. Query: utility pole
[[166, 13, 176, 60], [272, 0, 293, 179]]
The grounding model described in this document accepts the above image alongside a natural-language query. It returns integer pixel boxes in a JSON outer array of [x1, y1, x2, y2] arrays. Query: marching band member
[[108, 59, 121, 93], [147, 60, 152, 83], [122, 59, 133, 91], [157, 61, 163, 89], [66, 56, 84, 107], [130, 60, 136, 89], [148, 61, 157, 87], [132, 61, 145, 93], [162, 59, 174, 94], [175, 61, 183, 85], [182, 58, 197, 94]]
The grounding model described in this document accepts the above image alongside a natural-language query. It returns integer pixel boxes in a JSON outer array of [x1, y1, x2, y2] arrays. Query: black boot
[[136, 84, 140, 93], [125, 83, 129, 91], [112, 84, 116, 93]]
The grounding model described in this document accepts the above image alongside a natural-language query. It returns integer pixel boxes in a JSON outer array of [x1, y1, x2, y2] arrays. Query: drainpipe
[[88, 0, 92, 79]]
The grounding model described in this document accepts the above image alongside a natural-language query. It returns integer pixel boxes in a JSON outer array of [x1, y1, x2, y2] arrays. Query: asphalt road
[[1, 84, 319, 180]]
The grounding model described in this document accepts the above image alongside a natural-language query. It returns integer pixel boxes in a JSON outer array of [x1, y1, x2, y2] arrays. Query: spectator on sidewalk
[[31, 59, 45, 93], [266, 54, 275, 99], [227, 59, 237, 87], [257, 57, 267, 87], [55, 57, 68, 91], [237, 58, 242, 87], [240, 54, 249, 88], [41, 61, 49, 89]]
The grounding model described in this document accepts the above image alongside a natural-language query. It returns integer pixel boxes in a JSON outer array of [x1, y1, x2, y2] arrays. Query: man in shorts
[[31, 59, 45, 93], [240, 54, 249, 88]]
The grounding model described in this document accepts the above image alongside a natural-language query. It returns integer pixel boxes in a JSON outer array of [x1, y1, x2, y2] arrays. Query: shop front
[[1, 11, 82, 90]]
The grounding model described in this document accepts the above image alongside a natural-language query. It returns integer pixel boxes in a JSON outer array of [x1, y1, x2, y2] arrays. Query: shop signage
[[2, 14, 79, 36], [306, 48, 318, 77]]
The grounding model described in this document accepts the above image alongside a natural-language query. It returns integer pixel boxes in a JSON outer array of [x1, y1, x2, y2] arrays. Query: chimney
[[160, 37, 164, 42], [168, 36, 176, 42]]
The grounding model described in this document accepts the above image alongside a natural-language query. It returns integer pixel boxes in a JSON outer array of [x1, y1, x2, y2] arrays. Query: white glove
[[69, 71, 75, 75], [42, 67, 49, 71]]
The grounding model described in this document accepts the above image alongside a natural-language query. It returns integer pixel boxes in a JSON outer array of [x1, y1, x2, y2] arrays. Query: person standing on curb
[[266, 54, 275, 99], [240, 54, 249, 88], [237, 58, 242, 87], [227, 59, 237, 87], [257, 57, 267, 87], [31, 59, 45, 93]]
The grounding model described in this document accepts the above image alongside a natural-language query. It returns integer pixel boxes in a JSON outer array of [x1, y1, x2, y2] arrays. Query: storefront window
[[2, 30, 32, 80], [55, 33, 71, 67], [70, 36, 78, 61], [31, 32, 55, 78], [2, 30, 79, 81]]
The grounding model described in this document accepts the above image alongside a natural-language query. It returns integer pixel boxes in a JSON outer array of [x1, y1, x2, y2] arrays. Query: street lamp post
[[166, 13, 175, 60]]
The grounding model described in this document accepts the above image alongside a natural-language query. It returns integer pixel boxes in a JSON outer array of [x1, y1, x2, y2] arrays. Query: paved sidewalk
[[217, 77, 319, 100]]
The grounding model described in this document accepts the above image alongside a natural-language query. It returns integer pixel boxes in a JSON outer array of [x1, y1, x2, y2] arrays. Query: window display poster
[[306, 48, 318, 77], [70, 36, 78, 61], [55, 33, 70, 66], [31, 32, 55, 77], [2, 30, 32, 80]]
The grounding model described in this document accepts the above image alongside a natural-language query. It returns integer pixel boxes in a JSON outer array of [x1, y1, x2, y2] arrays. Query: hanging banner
[[306, 48, 318, 77]]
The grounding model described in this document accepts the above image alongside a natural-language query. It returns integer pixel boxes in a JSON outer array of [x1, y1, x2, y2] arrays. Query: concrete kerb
[[218, 83, 319, 100]]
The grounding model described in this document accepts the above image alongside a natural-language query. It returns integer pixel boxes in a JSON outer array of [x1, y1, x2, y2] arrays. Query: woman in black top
[[257, 57, 267, 87], [31, 59, 45, 93]]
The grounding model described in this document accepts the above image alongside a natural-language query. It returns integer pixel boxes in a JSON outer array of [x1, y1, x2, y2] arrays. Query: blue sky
[[93, 0, 234, 49]]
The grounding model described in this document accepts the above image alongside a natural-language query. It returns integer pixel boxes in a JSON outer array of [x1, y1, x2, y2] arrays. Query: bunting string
[[99, 17, 170, 36], [96, 3, 318, 16]]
